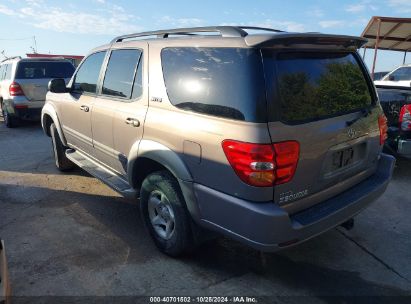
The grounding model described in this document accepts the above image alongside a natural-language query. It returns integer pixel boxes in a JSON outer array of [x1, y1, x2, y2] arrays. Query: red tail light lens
[[9, 82, 25, 96], [222, 140, 300, 187], [399, 104, 411, 131], [378, 114, 388, 145], [273, 141, 300, 185]]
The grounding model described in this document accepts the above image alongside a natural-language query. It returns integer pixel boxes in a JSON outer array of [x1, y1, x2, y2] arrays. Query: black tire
[[50, 123, 74, 171], [140, 171, 195, 256], [3, 107, 18, 128]]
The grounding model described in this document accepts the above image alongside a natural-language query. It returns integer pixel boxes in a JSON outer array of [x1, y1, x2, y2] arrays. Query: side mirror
[[48, 78, 67, 93], [388, 75, 395, 81]]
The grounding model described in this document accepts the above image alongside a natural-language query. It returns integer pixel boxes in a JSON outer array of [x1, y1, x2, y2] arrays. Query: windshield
[[16, 61, 75, 79]]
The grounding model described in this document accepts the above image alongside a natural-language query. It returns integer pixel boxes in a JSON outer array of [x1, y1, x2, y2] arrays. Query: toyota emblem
[[347, 128, 357, 138]]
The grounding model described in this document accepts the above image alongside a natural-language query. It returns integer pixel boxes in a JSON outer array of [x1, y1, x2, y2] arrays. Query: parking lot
[[0, 118, 410, 300]]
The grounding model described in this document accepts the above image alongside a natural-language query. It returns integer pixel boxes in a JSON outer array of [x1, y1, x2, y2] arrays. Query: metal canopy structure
[[361, 16, 411, 79]]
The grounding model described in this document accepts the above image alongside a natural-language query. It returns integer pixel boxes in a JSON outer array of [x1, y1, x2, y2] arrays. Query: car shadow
[[392, 156, 411, 181]]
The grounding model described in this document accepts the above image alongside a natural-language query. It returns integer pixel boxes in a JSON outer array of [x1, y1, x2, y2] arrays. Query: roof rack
[[0, 56, 21, 63], [111, 26, 285, 43]]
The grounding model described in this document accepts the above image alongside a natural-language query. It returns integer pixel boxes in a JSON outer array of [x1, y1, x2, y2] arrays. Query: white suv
[[374, 64, 411, 88], [0, 57, 74, 127]]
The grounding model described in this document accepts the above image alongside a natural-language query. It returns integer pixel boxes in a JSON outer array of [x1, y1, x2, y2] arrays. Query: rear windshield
[[161, 47, 266, 122], [16, 61, 75, 79], [263, 51, 373, 124]]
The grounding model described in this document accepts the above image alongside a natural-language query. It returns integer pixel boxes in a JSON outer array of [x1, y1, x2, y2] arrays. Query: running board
[[66, 149, 137, 199]]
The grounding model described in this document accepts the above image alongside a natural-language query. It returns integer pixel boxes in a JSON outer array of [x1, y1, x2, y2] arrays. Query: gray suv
[[0, 57, 74, 127], [41, 26, 395, 256]]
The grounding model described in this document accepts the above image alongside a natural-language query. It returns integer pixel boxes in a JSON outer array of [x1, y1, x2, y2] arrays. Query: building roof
[[26, 53, 84, 60], [361, 16, 411, 51]]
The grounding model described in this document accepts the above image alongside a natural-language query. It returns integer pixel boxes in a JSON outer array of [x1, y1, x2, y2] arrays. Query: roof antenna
[[31, 36, 38, 53], [0, 50, 7, 60]]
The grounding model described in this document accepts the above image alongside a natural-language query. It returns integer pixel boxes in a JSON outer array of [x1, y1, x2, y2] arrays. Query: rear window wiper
[[346, 107, 372, 126]]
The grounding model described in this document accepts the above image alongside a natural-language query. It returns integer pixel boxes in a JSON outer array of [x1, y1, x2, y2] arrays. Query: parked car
[[377, 85, 411, 158], [41, 26, 395, 256], [0, 57, 75, 127], [374, 64, 411, 87], [373, 71, 389, 81]]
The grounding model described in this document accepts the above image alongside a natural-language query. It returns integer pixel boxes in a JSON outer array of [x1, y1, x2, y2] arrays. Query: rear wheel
[[2, 106, 18, 128], [140, 171, 195, 256], [50, 123, 74, 171]]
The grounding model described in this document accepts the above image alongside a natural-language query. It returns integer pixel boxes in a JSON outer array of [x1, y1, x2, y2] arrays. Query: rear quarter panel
[[144, 40, 274, 202]]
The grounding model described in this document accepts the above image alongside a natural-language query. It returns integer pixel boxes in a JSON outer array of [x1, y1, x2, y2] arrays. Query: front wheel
[[140, 171, 195, 256], [50, 123, 74, 171]]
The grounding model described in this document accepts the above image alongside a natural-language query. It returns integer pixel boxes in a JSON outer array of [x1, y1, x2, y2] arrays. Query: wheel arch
[[128, 140, 201, 221], [41, 104, 67, 145]]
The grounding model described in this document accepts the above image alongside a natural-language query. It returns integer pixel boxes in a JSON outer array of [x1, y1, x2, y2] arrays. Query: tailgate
[[17, 78, 50, 101], [262, 50, 383, 210], [15, 60, 74, 101]]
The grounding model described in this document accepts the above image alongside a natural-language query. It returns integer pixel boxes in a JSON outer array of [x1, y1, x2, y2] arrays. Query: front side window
[[386, 67, 411, 81], [73, 51, 106, 94], [102, 49, 142, 99], [161, 47, 266, 122]]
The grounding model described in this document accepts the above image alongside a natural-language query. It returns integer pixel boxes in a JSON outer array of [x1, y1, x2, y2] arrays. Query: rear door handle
[[125, 117, 140, 127], [80, 105, 89, 112]]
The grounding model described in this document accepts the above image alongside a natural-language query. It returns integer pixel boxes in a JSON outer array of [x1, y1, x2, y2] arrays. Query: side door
[[58, 51, 106, 155], [112, 44, 148, 176], [92, 45, 147, 174]]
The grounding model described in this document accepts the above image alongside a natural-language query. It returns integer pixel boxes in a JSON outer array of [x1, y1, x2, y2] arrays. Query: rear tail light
[[399, 104, 411, 131], [222, 140, 300, 187], [378, 114, 388, 145], [9, 82, 25, 96]]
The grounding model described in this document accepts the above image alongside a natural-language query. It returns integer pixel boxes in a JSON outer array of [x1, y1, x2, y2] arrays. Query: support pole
[[363, 47, 367, 60], [404, 51, 407, 64], [371, 18, 381, 80]]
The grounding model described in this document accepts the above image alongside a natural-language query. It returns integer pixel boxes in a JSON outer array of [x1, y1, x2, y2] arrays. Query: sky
[[0, 0, 410, 72]]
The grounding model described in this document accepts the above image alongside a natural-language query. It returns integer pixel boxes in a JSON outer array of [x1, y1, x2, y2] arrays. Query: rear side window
[[0, 65, 4, 80], [73, 51, 106, 94], [0, 64, 11, 80], [16, 61, 74, 79], [4, 64, 12, 80], [263, 51, 373, 124], [102, 49, 142, 99], [161, 47, 266, 122], [132, 56, 143, 99]]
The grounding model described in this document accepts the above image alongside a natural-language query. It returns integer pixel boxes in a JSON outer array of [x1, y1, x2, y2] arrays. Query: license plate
[[332, 147, 354, 170]]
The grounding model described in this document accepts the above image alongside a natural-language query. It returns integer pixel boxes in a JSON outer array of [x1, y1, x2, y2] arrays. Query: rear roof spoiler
[[245, 33, 367, 49]]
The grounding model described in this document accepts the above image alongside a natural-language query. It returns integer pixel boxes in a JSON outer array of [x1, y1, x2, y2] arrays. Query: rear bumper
[[193, 153, 395, 251], [13, 107, 42, 121], [3, 97, 43, 121]]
